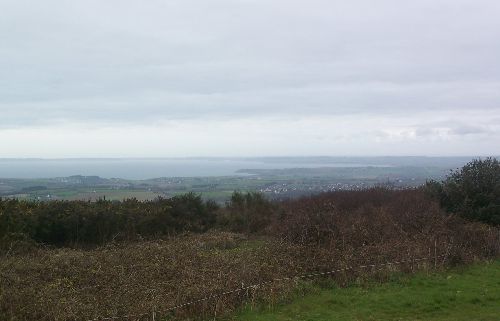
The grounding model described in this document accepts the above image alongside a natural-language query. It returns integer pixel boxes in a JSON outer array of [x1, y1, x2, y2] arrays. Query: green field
[[63, 189, 162, 201], [235, 261, 500, 321]]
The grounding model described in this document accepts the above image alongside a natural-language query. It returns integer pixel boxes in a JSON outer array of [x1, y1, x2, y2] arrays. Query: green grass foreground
[[235, 260, 500, 321]]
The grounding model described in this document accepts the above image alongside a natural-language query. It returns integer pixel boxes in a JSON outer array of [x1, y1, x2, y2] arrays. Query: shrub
[[425, 157, 500, 225], [218, 191, 275, 233], [0, 193, 218, 247]]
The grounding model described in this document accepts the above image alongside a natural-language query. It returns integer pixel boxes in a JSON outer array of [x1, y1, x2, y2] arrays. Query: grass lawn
[[235, 260, 500, 321]]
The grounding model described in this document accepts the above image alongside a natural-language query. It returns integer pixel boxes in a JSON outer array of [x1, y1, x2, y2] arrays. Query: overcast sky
[[1, 0, 499, 157]]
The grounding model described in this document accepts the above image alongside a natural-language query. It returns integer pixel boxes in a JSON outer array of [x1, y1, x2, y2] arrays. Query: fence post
[[434, 239, 437, 269], [213, 299, 217, 320], [497, 229, 500, 253]]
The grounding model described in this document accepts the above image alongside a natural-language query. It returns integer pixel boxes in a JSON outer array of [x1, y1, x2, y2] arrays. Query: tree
[[426, 158, 500, 225]]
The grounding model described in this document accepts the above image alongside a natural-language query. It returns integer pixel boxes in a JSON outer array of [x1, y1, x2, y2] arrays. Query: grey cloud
[[1, 0, 500, 127], [449, 125, 492, 136], [414, 127, 436, 137], [412, 121, 497, 138]]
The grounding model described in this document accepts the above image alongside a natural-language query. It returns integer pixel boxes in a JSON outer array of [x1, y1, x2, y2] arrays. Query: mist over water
[[0, 158, 380, 179], [0, 157, 473, 180]]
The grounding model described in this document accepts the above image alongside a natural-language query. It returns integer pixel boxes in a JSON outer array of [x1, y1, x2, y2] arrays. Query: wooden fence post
[[434, 239, 437, 269]]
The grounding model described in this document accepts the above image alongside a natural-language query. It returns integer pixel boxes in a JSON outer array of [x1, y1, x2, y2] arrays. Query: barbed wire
[[87, 254, 447, 321]]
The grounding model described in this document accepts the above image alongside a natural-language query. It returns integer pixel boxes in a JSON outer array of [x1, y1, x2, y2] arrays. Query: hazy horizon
[[0, 156, 480, 180], [0, 155, 496, 161]]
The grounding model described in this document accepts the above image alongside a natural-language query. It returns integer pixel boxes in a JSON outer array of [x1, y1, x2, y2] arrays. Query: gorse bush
[[1, 190, 273, 249], [218, 191, 275, 233], [425, 157, 500, 225], [0, 192, 217, 247]]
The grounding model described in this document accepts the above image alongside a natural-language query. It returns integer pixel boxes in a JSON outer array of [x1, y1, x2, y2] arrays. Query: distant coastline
[[0, 156, 480, 180]]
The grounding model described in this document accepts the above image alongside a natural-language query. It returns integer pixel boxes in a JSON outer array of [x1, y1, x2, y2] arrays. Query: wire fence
[[87, 253, 448, 321]]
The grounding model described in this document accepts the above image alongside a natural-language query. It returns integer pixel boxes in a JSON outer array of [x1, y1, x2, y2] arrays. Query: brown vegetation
[[270, 189, 499, 264], [1, 233, 311, 321], [0, 188, 499, 321]]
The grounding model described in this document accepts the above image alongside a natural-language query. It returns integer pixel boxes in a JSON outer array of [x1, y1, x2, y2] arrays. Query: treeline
[[0, 193, 217, 247]]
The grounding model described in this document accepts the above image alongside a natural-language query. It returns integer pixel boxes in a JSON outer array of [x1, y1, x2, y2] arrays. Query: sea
[[0, 157, 471, 180]]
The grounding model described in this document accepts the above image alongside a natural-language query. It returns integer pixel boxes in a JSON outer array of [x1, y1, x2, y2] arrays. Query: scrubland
[[1, 187, 498, 320]]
